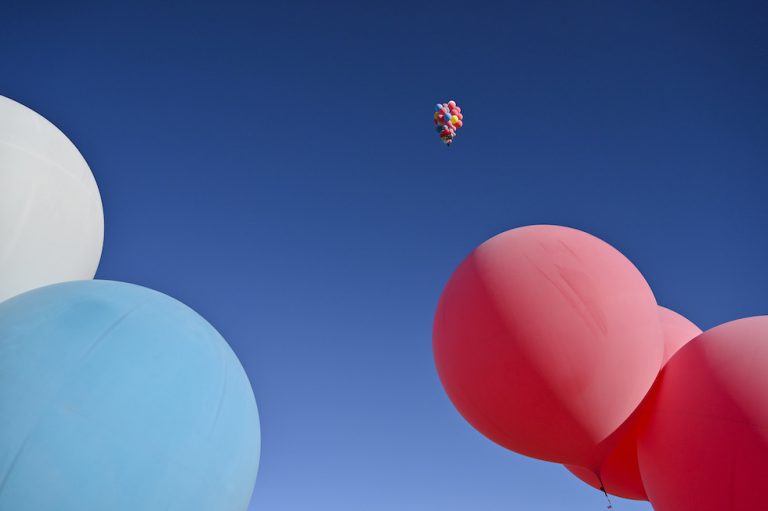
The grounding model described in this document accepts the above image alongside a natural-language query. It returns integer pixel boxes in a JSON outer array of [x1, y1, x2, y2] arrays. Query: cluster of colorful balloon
[[0, 96, 260, 511], [434, 100, 463, 146], [434, 225, 768, 511]]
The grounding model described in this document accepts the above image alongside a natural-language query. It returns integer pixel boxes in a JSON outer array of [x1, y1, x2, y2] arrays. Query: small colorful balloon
[[433, 100, 463, 146]]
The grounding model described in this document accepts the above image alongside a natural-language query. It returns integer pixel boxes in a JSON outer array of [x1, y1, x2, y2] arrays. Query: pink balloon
[[566, 306, 702, 500], [637, 316, 768, 511], [657, 306, 702, 364], [433, 225, 664, 466]]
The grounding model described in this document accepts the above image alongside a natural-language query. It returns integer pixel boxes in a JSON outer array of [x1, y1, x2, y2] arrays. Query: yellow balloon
[[434, 112, 439, 120], [451, 115, 459, 123]]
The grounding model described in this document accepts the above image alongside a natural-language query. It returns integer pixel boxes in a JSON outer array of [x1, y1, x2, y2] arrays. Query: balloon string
[[597, 474, 613, 509]]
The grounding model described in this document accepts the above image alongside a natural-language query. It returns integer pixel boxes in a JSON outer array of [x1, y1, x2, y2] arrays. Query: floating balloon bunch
[[0, 96, 260, 511], [434, 225, 768, 511], [434, 100, 463, 146]]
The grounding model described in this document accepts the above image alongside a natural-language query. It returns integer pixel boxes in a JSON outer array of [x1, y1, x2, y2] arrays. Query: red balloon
[[433, 225, 664, 466], [637, 316, 768, 511], [566, 306, 701, 500]]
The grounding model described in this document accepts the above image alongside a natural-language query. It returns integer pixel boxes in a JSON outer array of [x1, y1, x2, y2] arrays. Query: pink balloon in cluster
[[433, 225, 665, 467], [432, 222, 768, 510], [637, 316, 768, 511]]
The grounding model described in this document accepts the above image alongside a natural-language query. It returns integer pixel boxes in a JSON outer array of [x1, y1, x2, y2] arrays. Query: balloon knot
[[597, 477, 613, 509]]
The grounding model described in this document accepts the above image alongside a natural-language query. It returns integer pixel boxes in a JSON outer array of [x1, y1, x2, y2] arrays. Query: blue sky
[[2, 1, 767, 509]]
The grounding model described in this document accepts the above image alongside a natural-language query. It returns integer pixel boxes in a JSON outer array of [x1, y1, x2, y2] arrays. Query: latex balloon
[[566, 306, 702, 500], [433, 225, 664, 466], [637, 316, 768, 511], [433, 99, 463, 145], [0, 280, 260, 511], [0, 96, 103, 303]]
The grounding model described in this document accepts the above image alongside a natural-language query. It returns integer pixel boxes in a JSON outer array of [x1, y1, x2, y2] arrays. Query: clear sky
[[2, 1, 768, 509]]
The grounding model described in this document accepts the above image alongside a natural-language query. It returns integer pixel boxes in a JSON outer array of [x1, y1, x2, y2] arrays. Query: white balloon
[[0, 96, 104, 302]]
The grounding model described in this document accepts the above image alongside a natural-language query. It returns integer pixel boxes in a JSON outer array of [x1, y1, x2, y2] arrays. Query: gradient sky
[[3, 1, 768, 509]]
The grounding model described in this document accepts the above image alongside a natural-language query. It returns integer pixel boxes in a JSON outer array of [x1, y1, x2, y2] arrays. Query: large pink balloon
[[566, 306, 702, 500], [637, 316, 768, 511], [433, 225, 664, 466]]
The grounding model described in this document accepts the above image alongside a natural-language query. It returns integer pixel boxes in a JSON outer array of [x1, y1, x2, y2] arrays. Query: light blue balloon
[[435, 103, 442, 111], [0, 280, 260, 511]]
